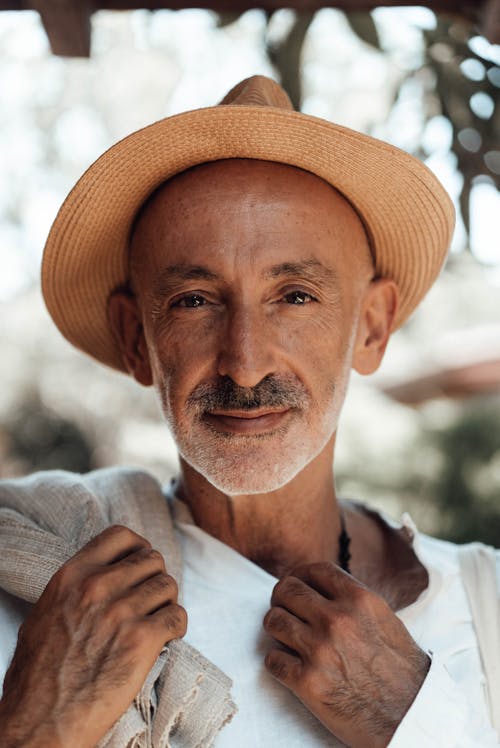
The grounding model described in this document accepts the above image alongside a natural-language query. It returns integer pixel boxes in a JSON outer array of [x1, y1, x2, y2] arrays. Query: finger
[[147, 602, 188, 643], [101, 547, 167, 590], [264, 647, 302, 688], [263, 605, 311, 659], [270, 575, 326, 624], [290, 561, 365, 601], [118, 572, 178, 617], [70, 525, 152, 567]]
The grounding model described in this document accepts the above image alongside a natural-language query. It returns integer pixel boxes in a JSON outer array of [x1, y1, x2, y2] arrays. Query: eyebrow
[[150, 264, 219, 299], [149, 258, 337, 299], [264, 259, 338, 282]]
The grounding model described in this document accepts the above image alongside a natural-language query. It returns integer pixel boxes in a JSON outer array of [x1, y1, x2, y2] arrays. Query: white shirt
[[0, 502, 499, 746]]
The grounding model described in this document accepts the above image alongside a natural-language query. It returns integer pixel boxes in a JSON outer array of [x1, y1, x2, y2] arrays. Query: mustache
[[186, 374, 309, 414]]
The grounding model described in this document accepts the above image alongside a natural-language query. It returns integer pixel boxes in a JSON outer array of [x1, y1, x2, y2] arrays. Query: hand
[[263, 562, 430, 748], [0, 524, 187, 748]]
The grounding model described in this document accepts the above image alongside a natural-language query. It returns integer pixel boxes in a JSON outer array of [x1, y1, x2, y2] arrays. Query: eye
[[281, 290, 317, 305], [171, 294, 207, 308]]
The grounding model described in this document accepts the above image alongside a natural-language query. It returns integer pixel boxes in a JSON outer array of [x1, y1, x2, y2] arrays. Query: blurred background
[[0, 3, 499, 544]]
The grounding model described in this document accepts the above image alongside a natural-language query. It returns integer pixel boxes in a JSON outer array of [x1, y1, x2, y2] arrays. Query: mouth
[[203, 408, 292, 435]]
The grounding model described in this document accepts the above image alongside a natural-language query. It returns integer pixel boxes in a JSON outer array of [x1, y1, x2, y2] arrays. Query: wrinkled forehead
[[127, 158, 374, 291], [130, 158, 370, 244]]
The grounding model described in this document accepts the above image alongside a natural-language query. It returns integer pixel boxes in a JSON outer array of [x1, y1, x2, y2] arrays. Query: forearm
[[0, 701, 65, 748]]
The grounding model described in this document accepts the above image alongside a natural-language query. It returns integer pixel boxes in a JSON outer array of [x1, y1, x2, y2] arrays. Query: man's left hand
[[263, 562, 430, 748]]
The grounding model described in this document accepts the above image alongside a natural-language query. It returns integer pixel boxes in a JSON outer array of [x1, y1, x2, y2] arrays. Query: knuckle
[[279, 575, 295, 592], [48, 562, 74, 593], [117, 622, 144, 653], [177, 605, 189, 635], [107, 524, 151, 547], [158, 573, 178, 597], [264, 607, 290, 634], [144, 572, 178, 600], [352, 584, 384, 617], [300, 665, 325, 699], [356, 585, 372, 606], [164, 603, 188, 636], [80, 573, 107, 605], [314, 561, 336, 573], [107, 523, 132, 535], [130, 547, 163, 565], [265, 651, 301, 682], [282, 577, 305, 596], [100, 601, 124, 630], [265, 652, 289, 680], [324, 607, 349, 635], [273, 575, 303, 600], [146, 548, 165, 565]]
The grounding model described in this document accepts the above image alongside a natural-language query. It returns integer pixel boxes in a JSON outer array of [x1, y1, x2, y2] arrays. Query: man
[[0, 75, 498, 747]]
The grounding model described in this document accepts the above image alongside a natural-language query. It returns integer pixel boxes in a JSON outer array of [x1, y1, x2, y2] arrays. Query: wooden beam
[[0, 0, 490, 12], [70, 0, 496, 30], [480, 0, 500, 43], [28, 0, 92, 56], [1, 0, 498, 51]]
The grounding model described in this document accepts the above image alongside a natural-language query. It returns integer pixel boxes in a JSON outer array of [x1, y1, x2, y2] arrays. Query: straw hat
[[41, 75, 455, 373]]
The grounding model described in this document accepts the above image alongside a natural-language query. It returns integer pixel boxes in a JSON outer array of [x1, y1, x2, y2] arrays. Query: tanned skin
[[0, 160, 430, 748]]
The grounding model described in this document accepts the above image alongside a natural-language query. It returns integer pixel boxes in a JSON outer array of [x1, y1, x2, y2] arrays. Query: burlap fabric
[[0, 467, 237, 747]]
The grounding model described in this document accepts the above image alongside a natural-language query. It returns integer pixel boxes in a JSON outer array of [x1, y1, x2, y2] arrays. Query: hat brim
[[41, 105, 455, 372]]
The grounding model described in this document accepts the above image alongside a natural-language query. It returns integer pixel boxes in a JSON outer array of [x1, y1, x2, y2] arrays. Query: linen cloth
[[167, 490, 500, 747], [0, 466, 499, 746], [458, 543, 500, 733], [0, 468, 236, 748]]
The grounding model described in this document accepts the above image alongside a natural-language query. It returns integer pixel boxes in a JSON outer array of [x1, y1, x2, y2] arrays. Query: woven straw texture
[[42, 88, 455, 372]]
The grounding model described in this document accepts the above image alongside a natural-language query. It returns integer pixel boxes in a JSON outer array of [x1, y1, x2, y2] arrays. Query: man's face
[[127, 159, 376, 495]]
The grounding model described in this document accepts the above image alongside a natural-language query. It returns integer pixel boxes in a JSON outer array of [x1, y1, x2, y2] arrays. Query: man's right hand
[[0, 524, 187, 748]]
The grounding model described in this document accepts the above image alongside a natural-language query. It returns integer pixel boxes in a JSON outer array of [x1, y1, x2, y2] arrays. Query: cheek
[[145, 320, 215, 409], [302, 325, 356, 417], [284, 310, 352, 376]]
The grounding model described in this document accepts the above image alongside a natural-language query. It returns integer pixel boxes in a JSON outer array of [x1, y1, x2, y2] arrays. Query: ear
[[107, 289, 154, 386], [352, 278, 399, 376]]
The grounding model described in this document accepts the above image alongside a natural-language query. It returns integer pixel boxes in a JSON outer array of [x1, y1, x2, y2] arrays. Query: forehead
[[129, 159, 372, 285]]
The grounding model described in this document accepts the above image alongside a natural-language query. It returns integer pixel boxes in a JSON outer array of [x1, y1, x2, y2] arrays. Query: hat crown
[[42, 73, 454, 372], [219, 75, 294, 110]]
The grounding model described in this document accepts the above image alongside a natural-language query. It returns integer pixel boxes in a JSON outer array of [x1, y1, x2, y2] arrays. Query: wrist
[[0, 704, 64, 748]]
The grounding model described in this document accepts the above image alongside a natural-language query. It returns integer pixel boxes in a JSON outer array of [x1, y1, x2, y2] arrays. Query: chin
[[166, 398, 341, 496], [192, 467, 299, 497], [177, 434, 327, 497]]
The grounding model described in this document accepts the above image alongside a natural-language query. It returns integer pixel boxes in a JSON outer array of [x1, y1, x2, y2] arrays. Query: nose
[[216, 305, 278, 388]]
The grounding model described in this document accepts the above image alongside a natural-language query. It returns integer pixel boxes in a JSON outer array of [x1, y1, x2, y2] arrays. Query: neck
[[175, 434, 344, 579]]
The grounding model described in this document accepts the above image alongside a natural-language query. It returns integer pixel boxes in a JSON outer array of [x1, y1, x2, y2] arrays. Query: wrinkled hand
[[263, 562, 430, 748], [0, 525, 187, 748]]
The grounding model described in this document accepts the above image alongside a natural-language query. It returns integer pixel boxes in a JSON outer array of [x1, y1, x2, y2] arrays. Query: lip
[[203, 409, 291, 434]]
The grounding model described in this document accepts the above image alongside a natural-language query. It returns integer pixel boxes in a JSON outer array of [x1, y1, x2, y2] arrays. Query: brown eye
[[173, 294, 207, 308], [282, 291, 315, 305]]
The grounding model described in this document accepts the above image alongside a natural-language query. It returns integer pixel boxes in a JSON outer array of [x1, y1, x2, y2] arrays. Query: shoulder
[[0, 466, 169, 549], [0, 465, 161, 497], [0, 466, 181, 604], [0, 466, 164, 514], [417, 530, 500, 564], [416, 530, 500, 601]]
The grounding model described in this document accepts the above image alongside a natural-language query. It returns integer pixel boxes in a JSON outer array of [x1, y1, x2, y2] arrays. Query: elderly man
[[0, 76, 498, 748]]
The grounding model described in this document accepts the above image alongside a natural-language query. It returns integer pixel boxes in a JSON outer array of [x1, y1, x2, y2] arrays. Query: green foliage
[[260, 9, 500, 249], [423, 398, 500, 545], [2, 395, 95, 476], [419, 19, 499, 235]]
